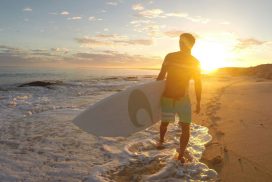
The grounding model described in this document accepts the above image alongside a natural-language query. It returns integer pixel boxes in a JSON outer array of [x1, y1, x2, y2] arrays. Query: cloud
[[114, 39, 153, 45], [164, 30, 184, 38], [0, 45, 55, 66], [75, 38, 112, 46], [132, 7, 209, 24], [0, 44, 161, 68], [130, 20, 163, 37], [51, 48, 69, 54], [130, 20, 152, 27], [132, 3, 144, 11], [72, 50, 160, 67], [106, 0, 122, 6], [165, 12, 188, 18], [60, 11, 69, 16], [137, 9, 164, 18], [236, 38, 267, 49], [75, 34, 153, 47], [0, 45, 26, 55], [68, 16, 82, 20], [142, 24, 162, 36], [31, 49, 56, 57], [0, 45, 70, 66], [186, 16, 210, 24], [107, 2, 118, 6], [95, 34, 117, 38], [23, 7, 32, 12], [89, 16, 103, 21]]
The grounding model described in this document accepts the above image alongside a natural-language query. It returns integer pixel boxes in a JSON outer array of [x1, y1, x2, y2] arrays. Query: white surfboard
[[73, 80, 165, 137]]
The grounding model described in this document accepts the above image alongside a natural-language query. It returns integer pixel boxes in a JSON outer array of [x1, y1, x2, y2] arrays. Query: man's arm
[[193, 63, 202, 113], [156, 56, 168, 80]]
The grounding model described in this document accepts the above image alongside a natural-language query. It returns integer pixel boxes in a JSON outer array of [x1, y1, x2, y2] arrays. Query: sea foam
[[87, 123, 217, 181]]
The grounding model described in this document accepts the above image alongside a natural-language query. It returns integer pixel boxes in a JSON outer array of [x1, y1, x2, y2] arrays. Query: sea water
[[0, 67, 217, 181]]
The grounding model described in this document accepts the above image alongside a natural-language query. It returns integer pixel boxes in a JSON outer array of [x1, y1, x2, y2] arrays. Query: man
[[156, 33, 202, 163]]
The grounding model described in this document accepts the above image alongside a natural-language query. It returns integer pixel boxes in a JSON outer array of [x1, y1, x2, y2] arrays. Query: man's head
[[179, 33, 195, 52]]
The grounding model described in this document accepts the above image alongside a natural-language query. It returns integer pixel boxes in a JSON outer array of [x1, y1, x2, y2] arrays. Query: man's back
[[156, 33, 202, 163], [163, 51, 200, 99]]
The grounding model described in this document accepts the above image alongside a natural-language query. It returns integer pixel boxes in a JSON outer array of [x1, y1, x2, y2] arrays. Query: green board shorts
[[161, 95, 192, 124]]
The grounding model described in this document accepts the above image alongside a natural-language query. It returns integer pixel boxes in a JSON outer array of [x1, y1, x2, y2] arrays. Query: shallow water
[[0, 68, 217, 181]]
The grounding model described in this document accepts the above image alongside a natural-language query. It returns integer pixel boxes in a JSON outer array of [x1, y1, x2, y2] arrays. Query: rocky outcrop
[[249, 64, 272, 79], [18, 81, 63, 88], [216, 64, 272, 79]]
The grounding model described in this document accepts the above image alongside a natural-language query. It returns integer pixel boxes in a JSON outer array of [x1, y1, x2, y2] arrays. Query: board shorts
[[161, 95, 192, 124]]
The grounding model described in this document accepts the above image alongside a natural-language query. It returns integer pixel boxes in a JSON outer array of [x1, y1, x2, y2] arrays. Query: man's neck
[[180, 49, 191, 54]]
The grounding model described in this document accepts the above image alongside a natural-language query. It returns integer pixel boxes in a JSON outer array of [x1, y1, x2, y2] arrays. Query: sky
[[0, 0, 271, 71]]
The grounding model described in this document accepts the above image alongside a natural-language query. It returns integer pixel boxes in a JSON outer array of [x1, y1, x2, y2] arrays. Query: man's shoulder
[[164, 52, 200, 67], [167, 51, 180, 56], [191, 56, 200, 65], [165, 52, 177, 59], [164, 51, 181, 62]]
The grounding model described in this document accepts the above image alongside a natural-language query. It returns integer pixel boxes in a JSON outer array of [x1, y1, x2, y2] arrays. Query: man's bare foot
[[177, 154, 186, 163], [176, 150, 193, 163], [156, 140, 165, 150]]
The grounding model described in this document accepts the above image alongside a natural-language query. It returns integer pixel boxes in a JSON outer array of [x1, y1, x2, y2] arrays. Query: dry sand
[[192, 75, 272, 181]]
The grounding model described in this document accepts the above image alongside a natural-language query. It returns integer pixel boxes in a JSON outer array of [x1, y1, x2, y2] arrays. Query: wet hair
[[179, 33, 195, 49]]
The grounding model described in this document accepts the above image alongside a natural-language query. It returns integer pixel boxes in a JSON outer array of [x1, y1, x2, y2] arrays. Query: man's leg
[[160, 122, 169, 143], [157, 122, 169, 149], [178, 122, 190, 163], [159, 97, 174, 149]]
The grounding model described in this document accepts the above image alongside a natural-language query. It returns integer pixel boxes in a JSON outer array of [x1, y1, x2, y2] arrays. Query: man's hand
[[194, 102, 201, 114]]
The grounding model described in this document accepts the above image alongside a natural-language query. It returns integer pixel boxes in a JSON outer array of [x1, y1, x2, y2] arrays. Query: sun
[[193, 38, 233, 74]]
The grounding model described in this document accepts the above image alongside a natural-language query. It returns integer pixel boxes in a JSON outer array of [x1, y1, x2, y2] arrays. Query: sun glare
[[193, 38, 233, 74]]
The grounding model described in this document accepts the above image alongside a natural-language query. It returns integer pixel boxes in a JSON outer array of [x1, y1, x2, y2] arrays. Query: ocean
[[0, 67, 217, 181]]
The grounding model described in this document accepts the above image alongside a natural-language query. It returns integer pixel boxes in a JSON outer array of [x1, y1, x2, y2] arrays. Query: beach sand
[[192, 76, 272, 181]]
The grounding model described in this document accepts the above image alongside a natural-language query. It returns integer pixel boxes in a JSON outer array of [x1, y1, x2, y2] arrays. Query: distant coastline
[[215, 64, 272, 79]]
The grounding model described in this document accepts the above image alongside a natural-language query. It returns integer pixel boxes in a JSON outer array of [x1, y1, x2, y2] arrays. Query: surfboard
[[73, 80, 165, 137]]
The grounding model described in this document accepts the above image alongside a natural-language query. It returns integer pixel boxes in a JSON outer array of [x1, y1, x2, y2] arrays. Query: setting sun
[[193, 38, 234, 73]]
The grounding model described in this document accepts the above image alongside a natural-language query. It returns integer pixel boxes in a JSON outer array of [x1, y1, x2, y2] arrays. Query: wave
[[88, 123, 217, 181]]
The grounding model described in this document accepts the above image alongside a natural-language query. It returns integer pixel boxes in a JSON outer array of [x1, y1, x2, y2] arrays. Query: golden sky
[[0, 0, 271, 72]]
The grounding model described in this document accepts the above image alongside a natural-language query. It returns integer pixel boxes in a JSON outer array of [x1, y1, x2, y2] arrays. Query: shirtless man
[[156, 33, 202, 163]]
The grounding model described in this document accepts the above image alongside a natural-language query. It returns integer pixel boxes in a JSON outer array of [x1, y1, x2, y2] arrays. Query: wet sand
[[193, 76, 272, 181]]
